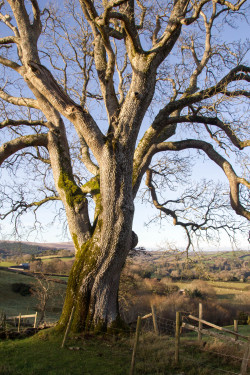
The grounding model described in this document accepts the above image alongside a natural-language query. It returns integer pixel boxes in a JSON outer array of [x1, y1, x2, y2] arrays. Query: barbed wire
[[197, 346, 248, 362], [180, 340, 247, 362], [179, 352, 240, 375], [1, 308, 249, 375]]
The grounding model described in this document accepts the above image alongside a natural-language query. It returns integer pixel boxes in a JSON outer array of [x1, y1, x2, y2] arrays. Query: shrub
[[141, 270, 152, 279], [190, 280, 216, 298], [11, 283, 32, 296], [185, 288, 204, 299], [238, 311, 249, 325]]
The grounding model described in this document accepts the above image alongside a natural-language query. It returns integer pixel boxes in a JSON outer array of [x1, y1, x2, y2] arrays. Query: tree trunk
[[58, 143, 136, 332]]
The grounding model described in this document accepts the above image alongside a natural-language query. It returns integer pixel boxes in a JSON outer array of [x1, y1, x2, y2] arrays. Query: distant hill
[[0, 240, 75, 257]]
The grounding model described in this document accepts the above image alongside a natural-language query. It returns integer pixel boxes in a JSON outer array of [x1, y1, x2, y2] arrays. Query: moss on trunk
[[58, 170, 86, 208]]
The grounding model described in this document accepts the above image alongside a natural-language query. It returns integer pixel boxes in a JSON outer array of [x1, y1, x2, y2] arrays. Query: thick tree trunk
[[58, 143, 136, 332]]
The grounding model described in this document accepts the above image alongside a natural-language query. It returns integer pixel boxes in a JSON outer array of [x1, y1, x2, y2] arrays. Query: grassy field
[[173, 280, 250, 302], [0, 269, 66, 322], [0, 270, 37, 317], [0, 256, 74, 266], [1, 269, 249, 326], [39, 255, 74, 262], [0, 261, 16, 268]]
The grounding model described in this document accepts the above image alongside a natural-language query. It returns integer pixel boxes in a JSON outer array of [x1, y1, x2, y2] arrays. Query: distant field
[[40, 256, 74, 263], [49, 275, 68, 281], [0, 269, 38, 317], [0, 261, 16, 268], [0, 256, 74, 266], [0, 269, 66, 323], [171, 280, 250, 304]]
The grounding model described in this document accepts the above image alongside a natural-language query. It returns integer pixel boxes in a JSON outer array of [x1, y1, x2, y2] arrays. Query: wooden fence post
[[240, 344, 250, 375], [17, 313, 21, 333], [3, 313, 6, 332], [3, 313, 9, 339], [175, 311, 181, 365], [61, 306, 75, 348], [130, 315, 142, 375], [34, 312, 38, 328], [151, 305, 159, 335], [198, 303, 203, 344], [234, 320, 238, 342], [2, 313, 6, 330]]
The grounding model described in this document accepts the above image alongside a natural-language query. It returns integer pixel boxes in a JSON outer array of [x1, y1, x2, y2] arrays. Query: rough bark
[[58, 143, 136, 331]]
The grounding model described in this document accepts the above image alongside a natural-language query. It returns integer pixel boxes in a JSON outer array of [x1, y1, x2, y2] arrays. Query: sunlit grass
[[39, 256, 74, 263], [0, 261, 16, 268]]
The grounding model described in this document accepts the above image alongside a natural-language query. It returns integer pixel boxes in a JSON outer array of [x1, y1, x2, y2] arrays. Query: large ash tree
[[0, 0, 249, 331]]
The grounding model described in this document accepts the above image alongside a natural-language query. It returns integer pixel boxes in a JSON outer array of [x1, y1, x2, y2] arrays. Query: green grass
[[0, 261, 16, 268], [49, 275, 68, 281], [0, 270, 37, 317], [209, 281, 250, 290], [0, 330, 132, 375], [39, 256, 74, 263], [0, 329, 248, 375], [0, 269, 66, 323], [170, 280, 250, 301], [224, 324, 250, 336]]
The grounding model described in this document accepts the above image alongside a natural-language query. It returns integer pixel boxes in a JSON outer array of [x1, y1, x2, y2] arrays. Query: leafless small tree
[[32, 274, 65, 325]]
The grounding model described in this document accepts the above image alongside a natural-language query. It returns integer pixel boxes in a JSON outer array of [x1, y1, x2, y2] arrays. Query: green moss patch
[[58, 171, 85, 208]]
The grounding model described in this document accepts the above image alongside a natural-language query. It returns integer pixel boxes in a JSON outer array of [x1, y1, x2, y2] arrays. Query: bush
[[238, 311, 249, 325], [190, 280, 216, 298], [185, 288, 204, 299], [11, 283, 32, 296], [141, 270, 152, 279]]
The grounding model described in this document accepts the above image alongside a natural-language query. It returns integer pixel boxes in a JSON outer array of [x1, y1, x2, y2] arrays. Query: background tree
[[31, 273, 66, 324], [0, 0, 249, 332]]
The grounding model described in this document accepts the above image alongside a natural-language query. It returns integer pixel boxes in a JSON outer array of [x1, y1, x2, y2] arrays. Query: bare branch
[[0, 55, 22, 71], [7, 0, 41, 63], [0, 119, 47, 129], [152, 15, 161, 46], [156, 114, 250, 149], [0, 36, 18, 44], [134, 64, 249, 171], [165, 65, 250, 114], [136, 0, 146, 30], [151, 139, 250, 220], [145, 169, 246, 255], [0, 7, 20, 36], [180, 0, 246, 25], [1, 195, 61, 221], [76, 129, 99, 175], [30, 0, 42, 34], [0, 87, 40, 109], [216, 0, 247, 11], [0, 133, 48, 165], [23, 61, 105, 158]]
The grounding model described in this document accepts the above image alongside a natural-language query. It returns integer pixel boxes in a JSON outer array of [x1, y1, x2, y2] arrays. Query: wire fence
[[1, 304, 249, 375], [125, 304, 250, 375]]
